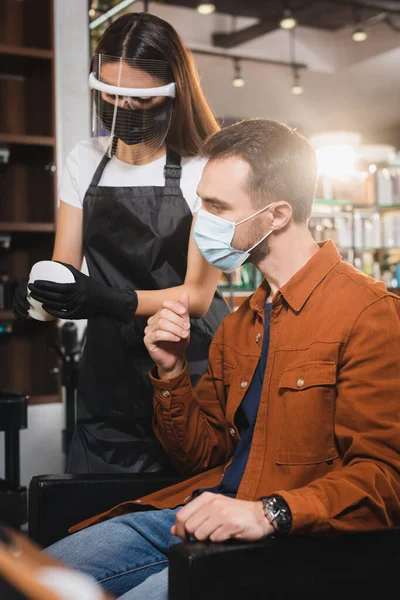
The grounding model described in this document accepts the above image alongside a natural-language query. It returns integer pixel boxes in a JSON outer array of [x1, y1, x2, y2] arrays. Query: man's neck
[[257, 226, 319, 297]]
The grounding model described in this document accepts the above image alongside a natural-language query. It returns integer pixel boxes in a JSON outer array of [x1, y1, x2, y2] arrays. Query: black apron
[[66, 149, 229, 474]]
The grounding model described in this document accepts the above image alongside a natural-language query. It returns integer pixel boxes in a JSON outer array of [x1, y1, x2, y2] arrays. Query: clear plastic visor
[[90, 55, 176, 160]]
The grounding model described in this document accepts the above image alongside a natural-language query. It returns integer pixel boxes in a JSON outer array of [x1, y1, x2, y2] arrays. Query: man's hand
[[171, 492, 275, 543], [144, 292, 191, 379]]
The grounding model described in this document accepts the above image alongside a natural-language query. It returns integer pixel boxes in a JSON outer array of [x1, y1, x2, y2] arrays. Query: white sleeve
[[181, 157, 207, 214], [58, 145, 83, 209]]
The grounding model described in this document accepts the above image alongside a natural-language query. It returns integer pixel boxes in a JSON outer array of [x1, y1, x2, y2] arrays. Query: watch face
[[263, 496, 292, 535]]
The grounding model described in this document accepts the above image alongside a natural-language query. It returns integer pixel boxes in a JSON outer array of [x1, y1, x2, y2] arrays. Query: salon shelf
[[0, 134, 55, 147], [0, 311, 13, 320], [0, 222, 55, 233], [352, 247, 400, 252], [346, 205, 400, 213], [222, 290, 255, 297], [0, 0, 59, 404], [376, 205, 400, 212], [0, 44, 53, 59]]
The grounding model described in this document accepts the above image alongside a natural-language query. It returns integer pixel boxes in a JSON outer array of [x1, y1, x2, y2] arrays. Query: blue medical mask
[[193, 204, 273, 273]]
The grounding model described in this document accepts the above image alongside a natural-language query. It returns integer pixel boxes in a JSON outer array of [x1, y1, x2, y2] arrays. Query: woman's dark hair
[[92, 12, 219, 157]]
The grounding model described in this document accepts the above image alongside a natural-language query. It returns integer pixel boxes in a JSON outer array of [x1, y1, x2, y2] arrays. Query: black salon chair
[[28, 473, 400, 600], [28, 473, 187, 548]]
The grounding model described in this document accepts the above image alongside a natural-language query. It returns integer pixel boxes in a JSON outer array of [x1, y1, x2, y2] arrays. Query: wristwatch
[[260, 495, 292, 536]]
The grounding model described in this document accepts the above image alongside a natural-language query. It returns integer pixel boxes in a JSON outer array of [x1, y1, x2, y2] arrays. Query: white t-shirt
[[58, 138, 207, 212]]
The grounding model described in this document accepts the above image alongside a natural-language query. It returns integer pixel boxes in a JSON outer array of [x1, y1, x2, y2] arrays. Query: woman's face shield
[[89, 55, 176, 161]]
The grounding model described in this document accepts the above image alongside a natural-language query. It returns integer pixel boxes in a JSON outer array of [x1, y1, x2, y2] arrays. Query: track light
[[352, 25, 368, 41], [291, 82, 304, 95], [289, 30, 303, 94], [197, 3, 216, 15], [291, 68, 303, 95], [280, 9, 297, 30], [232, 59, 245, 87]]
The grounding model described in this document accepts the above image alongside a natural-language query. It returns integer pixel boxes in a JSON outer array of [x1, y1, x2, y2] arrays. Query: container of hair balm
[[27, 260, 75, 321]]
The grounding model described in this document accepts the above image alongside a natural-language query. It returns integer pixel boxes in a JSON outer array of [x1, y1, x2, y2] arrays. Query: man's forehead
[[200, 156, 250, 187]]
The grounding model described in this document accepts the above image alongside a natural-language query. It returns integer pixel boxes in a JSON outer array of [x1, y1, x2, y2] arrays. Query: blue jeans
[[46, 508, 182, 599]]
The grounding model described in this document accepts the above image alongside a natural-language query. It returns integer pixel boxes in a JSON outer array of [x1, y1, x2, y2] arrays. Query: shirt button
[[241, 381, 248, 389], [255, 333, 261, 343], [297, 377, 305, 388], [229, 427, 236, 437], [162, 390, 170, 398]]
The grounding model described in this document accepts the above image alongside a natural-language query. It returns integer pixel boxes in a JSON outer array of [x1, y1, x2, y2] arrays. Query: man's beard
[[242, 220, 271, 265]]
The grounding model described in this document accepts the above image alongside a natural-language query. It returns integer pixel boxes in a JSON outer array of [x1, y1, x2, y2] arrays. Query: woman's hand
[[144, 293, 190, 379], [28, 262, 138, 323], [12, 278, 30, 320]]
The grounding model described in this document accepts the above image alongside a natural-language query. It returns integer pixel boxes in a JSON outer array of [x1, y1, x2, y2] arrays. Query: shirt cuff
[[274, 487, 328, 535], [150, 360, 191, 407]]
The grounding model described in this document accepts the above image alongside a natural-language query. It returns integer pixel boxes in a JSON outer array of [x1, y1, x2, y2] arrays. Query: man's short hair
[[203, 118, 318, 223]]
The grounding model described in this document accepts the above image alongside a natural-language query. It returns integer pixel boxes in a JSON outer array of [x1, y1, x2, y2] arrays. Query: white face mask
[[193, 204, 273, 273]]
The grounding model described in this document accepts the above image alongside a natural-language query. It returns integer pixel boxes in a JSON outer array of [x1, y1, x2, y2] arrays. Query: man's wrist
[[259, 495, 292, 536], [157, 360, 185, 380]]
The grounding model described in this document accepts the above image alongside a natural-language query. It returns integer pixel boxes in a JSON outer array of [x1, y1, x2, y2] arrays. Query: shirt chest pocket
[[213, 360, 236, 402], [276, 360, 339, 465]]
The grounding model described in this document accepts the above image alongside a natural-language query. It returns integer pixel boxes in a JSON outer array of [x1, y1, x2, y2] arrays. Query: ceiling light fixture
[[232, 58, 245, 87], [352, 25, 368, 41], [289, 29, 303, 95], [291, 69, 303, 94], [280, 9, 297, 30], [197, 3, 216, 15]]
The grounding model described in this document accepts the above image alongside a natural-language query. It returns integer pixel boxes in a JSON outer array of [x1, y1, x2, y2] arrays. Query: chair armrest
[[29, 474, 186, 548], [168, 529, 400, 600]]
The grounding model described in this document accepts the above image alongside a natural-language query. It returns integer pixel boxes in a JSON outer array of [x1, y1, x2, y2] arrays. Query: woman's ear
[[269, 201, 293, 231]]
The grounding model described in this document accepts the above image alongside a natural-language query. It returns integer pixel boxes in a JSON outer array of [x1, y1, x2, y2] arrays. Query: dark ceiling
[[163, 0, 400, 23], [162, 0, 400, 46]]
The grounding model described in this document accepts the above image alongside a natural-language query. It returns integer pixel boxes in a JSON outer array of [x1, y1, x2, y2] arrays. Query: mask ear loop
[[246, 229, 273, 253], [236, 202, 273, 226], [236, 203, 274, 253]]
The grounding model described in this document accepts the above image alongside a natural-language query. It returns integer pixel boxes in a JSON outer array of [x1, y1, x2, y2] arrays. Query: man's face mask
[[193, 204, 273, 273]]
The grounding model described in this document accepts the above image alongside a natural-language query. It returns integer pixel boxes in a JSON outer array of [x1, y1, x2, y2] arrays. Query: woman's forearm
[[136, 283, 213, 319]]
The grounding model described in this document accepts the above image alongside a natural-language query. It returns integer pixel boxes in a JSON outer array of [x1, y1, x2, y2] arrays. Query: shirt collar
[[250, 241, 342, 314]]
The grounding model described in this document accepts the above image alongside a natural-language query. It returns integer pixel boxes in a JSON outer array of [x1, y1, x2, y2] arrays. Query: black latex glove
[[12, 277, 30, 320], [27, 262, 138, 323]]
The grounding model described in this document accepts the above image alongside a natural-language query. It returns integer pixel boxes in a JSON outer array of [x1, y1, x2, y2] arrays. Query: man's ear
[[269, 202, 293, 231]]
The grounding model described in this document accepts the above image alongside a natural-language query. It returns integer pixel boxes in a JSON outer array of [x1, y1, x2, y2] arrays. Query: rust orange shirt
[[72, 241, 400, 536]]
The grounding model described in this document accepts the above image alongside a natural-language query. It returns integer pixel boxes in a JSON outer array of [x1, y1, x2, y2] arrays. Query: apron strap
[[164, 148, 182, 188], [90, 153, 111, 187], [91, 148, 182, 189]]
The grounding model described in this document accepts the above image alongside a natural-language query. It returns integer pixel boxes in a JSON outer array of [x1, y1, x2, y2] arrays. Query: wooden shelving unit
[[0, 0, 60, 405], [0, 44, 54, 59], [0, 134, 55, 146], [0, 311, 13, 320], [0, 222, 55, 233]]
